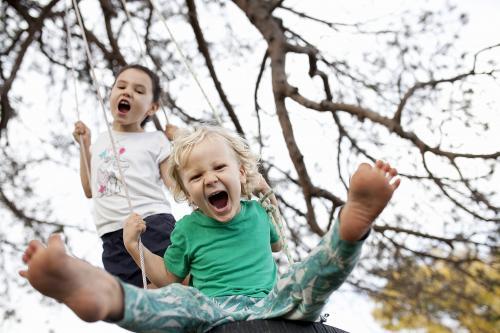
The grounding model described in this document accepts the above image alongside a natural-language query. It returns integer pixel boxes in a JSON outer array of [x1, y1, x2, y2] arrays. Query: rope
[[70, 0, 148, 289], [64, 2, 91, 186], [148, 0, 222, 125], [259, 192, 294, 267]]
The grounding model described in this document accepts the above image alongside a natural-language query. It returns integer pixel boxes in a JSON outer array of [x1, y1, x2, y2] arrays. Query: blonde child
[[72, 64, 176, 287], [21, 125, 400, 332]]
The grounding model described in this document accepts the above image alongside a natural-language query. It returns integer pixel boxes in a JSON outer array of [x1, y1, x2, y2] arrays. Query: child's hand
[[253, 174, 277, 206], [164, 124, 179, 141], [123, 213, 146, 252], [253, 174, 272, 196], [73, 121, 91, 147]]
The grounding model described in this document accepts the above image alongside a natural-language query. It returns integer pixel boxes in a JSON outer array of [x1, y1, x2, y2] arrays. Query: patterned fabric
[[116, 219, 364, 333]]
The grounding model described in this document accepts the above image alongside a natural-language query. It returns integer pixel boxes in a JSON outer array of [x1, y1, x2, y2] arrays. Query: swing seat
[[208, 319, 348, 332]]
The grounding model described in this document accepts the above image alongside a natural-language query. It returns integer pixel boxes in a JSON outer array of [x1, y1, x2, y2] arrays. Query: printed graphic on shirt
[[96, 145, 129, 197]]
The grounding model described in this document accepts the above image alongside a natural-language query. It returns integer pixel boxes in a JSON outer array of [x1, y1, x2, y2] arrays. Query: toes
[[387, 167, 398, 179], [375, 160, 391, 175], [22, 240, 44, 263], [391, 178, 401, 190], [375, 160, 399, 178], [47, 233, 65, 251], [357, 162, 372, 172], [19, 269, 28, 278]]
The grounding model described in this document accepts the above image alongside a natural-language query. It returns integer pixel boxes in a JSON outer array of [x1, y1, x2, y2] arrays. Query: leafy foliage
[[372, 255, 499, 333]]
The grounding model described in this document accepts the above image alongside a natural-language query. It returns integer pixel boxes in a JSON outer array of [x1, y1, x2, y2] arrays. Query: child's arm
[[159, 159, 174, 190], [160, 124, 184, 189], [164, 124, 179, 141], [254, 174, 283, 252], [72, 121, 92, 198], [123, 213, 182, 287], [271, 240, 282, 252]]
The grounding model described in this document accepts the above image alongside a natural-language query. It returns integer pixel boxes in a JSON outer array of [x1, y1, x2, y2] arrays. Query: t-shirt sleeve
[[254, 200, 280, 244], [155, 131, 171, 164], [269, 215, 280, 244], [164, 221, 190, 279]]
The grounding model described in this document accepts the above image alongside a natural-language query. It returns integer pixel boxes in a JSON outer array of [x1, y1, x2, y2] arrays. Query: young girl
[[21, 125, 400, 332], [72, 64, 176, 287]]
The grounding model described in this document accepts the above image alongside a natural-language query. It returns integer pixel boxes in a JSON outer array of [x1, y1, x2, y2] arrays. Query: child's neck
[[112, 123, 144, 133]]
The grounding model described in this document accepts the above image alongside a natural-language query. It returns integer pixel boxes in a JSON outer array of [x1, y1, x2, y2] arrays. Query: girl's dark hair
[[115, 64, 161, 128]]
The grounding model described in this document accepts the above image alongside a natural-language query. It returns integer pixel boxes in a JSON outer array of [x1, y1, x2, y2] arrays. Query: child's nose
[[204, 173, 218, 185]]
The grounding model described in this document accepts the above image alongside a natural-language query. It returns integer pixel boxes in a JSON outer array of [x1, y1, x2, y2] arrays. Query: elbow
[[84, 190, 92, 198]]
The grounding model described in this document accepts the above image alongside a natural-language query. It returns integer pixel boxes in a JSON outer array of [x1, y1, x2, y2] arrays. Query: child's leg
[[19, 234, 124, 322], [117, 283, 246, 333], [249, 220, 363, 321], [20, 234, 234, 333], [249, 161, 399, 321]]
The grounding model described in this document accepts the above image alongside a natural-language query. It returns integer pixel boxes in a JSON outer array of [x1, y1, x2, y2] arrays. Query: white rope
[[64, 2, 91, 186], [70, 0, 148, 289], [148, 0, 222, 125]]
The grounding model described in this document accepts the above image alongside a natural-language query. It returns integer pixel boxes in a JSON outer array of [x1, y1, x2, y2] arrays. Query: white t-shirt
[[90, 130, 172, 236]]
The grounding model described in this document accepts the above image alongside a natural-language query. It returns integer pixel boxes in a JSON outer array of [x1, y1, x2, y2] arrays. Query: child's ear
[[239, 165, 247, 185], [147, 102, 159, 116]]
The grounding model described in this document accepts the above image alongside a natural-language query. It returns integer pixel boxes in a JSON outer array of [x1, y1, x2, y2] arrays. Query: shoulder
[[147, 130, 169, 143], [174, 210, 201, 230], [118, 130, 168, 143], [242, 200, 268, 218], [243, 199, 265, 210]]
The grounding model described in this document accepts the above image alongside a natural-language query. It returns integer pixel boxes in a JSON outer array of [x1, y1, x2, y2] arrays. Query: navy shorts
[[101, 213, 176, 287]]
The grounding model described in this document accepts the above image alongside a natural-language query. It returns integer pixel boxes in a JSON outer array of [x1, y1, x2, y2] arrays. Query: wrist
[[261, 188, 274, 199], [124, 239, 138, 254]]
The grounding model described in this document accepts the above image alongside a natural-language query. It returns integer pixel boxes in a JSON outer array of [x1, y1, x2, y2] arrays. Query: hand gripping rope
[[259, 190, 294, 267]]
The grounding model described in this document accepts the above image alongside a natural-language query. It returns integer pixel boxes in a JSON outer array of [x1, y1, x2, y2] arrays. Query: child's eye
[[215, 164, 226, 170], [136, 89, 145, 94], [190, 174, 201, 182]]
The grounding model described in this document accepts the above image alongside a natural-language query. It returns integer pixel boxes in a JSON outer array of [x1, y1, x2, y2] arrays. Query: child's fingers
[[126, 213, 146, 233], [134, 218, 146, 232]]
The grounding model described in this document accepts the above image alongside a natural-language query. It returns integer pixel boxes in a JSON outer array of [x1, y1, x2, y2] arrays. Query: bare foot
[[339, 160, 400, 242], [19, 234, 124, 322]]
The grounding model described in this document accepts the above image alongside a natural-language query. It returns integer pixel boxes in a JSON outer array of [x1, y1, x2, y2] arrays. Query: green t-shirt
[[164, 200, 279, 298]]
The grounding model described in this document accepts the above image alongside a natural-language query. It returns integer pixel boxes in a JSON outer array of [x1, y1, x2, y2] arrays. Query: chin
[[211, 210, 236, 223], [213, 215, 233, 223]]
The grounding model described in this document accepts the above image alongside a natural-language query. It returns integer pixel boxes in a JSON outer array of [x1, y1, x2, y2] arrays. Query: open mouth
[[208, 191, 229, 210], [118, 99, 131, 113]]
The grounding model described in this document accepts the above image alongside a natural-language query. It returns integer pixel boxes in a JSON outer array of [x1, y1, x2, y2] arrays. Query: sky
[[5, 0, 500, 332]]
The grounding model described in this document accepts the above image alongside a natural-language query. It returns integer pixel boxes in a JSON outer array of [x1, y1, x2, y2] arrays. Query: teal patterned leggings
[[116, 221, 363, 333]]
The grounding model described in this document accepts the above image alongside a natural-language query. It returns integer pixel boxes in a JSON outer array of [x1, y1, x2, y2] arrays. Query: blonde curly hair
[[166, 125, 261, 202]]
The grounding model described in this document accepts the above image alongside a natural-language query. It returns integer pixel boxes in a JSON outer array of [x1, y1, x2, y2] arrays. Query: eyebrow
[[116, 80, 147, 90]]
